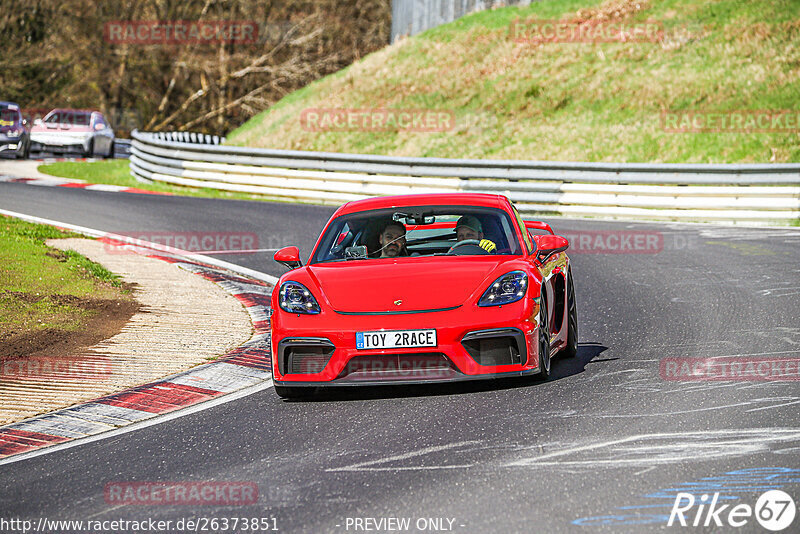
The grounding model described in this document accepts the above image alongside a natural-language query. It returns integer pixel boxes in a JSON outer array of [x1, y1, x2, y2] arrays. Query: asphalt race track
[[1, 182, 799, 533]]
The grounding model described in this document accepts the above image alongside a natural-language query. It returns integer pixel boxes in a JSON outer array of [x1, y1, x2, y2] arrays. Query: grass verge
[[0, 216, 134, 359]]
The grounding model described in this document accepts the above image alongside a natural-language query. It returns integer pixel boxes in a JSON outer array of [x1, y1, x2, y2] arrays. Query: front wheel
[[16, 140, 29, 159], [536, 300, 551, 379], [84, 139, 94, 158], [559, 271, 578, 359]]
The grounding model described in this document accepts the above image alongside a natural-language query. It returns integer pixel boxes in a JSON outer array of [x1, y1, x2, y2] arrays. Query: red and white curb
[[0, 214, 278, 461], [0, 174, 167, 195]]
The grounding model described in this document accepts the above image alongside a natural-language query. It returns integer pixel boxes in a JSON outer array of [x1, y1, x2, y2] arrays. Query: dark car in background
[[29, 109, 114, 158], [0, 102, 30, 159]]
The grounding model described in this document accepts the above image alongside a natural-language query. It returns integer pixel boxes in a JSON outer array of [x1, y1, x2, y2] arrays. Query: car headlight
[[278, 281, 321, 314], [478, 271, 528, 307]]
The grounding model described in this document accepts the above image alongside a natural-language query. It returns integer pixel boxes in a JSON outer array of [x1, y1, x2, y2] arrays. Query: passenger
[[455, 215, 496, 253], [377, 220, 408, 258]]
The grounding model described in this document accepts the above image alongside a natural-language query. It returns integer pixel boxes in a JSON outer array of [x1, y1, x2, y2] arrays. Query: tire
[[536, 299, 551, 379], [15, 137, 29, 159], [104, 140, 115, 159], [559, 271, 578, 359], [85, 139, 94, 158], [274, 385, 312, 399]]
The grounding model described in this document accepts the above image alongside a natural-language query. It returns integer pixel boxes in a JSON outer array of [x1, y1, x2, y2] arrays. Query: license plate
[[356, 329, 437, 350]]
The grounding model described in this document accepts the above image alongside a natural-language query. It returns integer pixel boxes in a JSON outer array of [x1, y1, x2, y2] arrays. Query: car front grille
[[278, 338, 335, 375], [337, 353, 458, 382], [461, 328, 527, 366]]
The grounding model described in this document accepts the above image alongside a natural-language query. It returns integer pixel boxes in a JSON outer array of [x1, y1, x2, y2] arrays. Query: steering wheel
[[447, 239, 490, 255]]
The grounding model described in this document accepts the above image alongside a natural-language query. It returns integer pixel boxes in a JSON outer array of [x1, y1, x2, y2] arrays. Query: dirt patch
[[45, 249, 69, 261], [0, 293, 139, 361], [0, 237, 253, 427]]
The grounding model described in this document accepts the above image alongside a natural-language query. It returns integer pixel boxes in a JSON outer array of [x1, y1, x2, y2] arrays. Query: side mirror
[[274, 246, 302, 270], [34, 118, 43, 126], [344, 245, 368, 259], [534, 235, 569, 261]]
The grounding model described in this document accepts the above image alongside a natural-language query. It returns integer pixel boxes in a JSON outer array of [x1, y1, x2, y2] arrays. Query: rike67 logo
[[668, 490, 796, 531]]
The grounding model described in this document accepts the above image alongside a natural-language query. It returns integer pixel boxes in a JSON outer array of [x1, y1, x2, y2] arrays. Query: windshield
[[310, 205, 522, 264], [44, 110, 91, 126], [0, 107, 20, 126]]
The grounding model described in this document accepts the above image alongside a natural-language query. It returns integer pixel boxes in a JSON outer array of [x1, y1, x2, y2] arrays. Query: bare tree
[[0, 0, 391, 136]]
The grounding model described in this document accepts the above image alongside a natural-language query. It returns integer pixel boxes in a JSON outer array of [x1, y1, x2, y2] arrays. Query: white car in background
[[30, 109, 115, 158]]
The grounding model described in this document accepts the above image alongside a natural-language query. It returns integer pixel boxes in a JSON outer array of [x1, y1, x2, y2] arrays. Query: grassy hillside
[[227, 0, 800, 163]]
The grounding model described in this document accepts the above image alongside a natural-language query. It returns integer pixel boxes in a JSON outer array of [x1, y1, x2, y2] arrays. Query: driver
[[455, 215, 496, 253], [377, 220, 408, 258]]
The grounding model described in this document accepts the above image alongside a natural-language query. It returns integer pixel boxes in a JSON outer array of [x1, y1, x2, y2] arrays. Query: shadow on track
[[547, 341, 610, 381], [278, 342, 608, 403]]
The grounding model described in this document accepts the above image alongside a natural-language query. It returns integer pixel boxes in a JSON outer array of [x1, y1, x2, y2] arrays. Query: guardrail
[[114, 139, 132, 159], [130, 130, 800, 224], [391, 0, 529, 43]]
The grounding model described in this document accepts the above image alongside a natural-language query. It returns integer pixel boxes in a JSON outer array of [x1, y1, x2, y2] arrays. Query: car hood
[[31, 124, 91, 133], [307, 257, 510, 313]]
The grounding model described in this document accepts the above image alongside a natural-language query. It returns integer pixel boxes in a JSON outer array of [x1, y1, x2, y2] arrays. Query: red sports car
[[270, 193, 577, 398]]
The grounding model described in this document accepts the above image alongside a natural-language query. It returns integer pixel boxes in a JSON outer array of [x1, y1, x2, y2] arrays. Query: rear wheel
[[536, 300, 551, 379], [559, 272, 578, 359]]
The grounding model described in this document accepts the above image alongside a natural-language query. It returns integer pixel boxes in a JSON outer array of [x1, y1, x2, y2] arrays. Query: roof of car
[[334, 193, 511, 217], [46, 108, 101, 114]]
